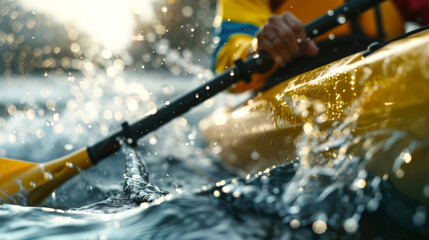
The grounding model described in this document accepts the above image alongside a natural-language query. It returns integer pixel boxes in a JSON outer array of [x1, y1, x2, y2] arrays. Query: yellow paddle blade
[[0, 148, 93, 206], [0, 158, 38, 180]]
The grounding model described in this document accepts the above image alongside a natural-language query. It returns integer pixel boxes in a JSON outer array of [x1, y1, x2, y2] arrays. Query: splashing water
[[3, 65, 428, 239]]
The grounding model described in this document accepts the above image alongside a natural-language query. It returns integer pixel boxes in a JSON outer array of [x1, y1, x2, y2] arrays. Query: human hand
[[256, 12, 319, 67]]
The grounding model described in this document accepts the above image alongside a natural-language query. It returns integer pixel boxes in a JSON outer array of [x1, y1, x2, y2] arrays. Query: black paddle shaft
[[88, 0, 385, 164]]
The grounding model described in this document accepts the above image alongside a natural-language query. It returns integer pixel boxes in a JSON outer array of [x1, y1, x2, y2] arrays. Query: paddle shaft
[[87, 0, 385, 164]]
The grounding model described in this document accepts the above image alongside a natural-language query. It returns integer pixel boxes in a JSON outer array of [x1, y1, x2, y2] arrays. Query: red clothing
[[390, 0, 428, 25], [270, 0, 429, 25]]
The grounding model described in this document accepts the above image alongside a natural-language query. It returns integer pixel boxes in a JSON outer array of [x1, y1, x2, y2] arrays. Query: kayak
[[200, 28, 429, 206]]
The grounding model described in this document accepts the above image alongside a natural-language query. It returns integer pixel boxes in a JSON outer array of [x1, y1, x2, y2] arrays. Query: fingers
[[278, 14, 301, 58], [257, 22, 291, 67], [282, 13, 304, 56], [256, 12, 319, 67], [283, 13, 319, 56]]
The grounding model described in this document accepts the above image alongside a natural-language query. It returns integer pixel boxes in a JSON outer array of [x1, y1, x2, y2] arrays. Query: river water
[[0, 69, 255, 239], [1, 63, 428, 239]]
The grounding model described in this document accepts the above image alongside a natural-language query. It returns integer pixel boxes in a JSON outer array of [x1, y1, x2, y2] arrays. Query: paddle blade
[[0, 158, 38, 180], [0, 148, 93, 205]]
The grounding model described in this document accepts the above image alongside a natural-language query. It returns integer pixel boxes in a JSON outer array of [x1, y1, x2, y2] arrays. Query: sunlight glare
[[20, 0, 155, 52]]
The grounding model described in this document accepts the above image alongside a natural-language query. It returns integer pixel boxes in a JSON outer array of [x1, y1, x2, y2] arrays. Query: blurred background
[[0, 0, 217, 77], [0, 0, 232, 208], [0, 0, 226, 163]]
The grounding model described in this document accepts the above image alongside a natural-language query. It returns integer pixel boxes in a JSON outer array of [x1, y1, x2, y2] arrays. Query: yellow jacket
[[213, 0, 405, 92]]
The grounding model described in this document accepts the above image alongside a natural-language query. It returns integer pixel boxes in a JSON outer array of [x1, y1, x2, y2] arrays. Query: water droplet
[[303, 123, 313, 135], [232, 191, 241, 198], [250, 150, 260, 160], [316, 113, 328, 123], [312, 220, 327, 234], [355, 179, 366, 189], [218, 180, 227, 187], [229, 71, 235, 77], [221, 186, 231, 193], [65, 162, 74, 168], [366, 199, 379, 212], [327, 10, 334, 16], [289, 205, 301, 214], [64, 144, 74, 152], [45, 120, 53, 126], [30, 182, 36, 188], [7, 105, 16, 115], [312, 29, 319, 35], [195, 93, 199, 98], [211, 145, 222, 154], [400, 149, 412, 164], [337, 14, 346, 24], [343, 218, 359, 234], [149, 135, 158, 145], [53, 113, 59, 121], [161, 84, 175, 95], [181, 6, 193, 17], [395, 169, 405, 178], [188, 132, 196, 140], [213, 190, 220, 198], [272, 187, 280, 195], [332, 129, 342, 138], [44, 172, 53, 180], [290, 219, 301, 229]]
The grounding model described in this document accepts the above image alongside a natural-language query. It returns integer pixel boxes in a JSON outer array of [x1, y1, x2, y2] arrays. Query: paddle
[[0, 0, 385, 206]]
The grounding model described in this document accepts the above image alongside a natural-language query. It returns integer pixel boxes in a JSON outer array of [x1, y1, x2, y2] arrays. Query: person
[[212, 0, 429, 92]]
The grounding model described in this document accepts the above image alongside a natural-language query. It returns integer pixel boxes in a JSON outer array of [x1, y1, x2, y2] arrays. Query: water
[[1, 66, 428, 239], [0, 70, 249, 239]]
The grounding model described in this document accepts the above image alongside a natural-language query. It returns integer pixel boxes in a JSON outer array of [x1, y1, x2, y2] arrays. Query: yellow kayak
[[200, 28, 429, 206]]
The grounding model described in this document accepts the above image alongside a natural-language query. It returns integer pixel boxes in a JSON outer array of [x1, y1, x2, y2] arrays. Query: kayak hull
[[201, 29, 429, 206]]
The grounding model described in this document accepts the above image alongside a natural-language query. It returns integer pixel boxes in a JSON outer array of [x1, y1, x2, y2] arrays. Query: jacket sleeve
[[212, 0, 274, 91]]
